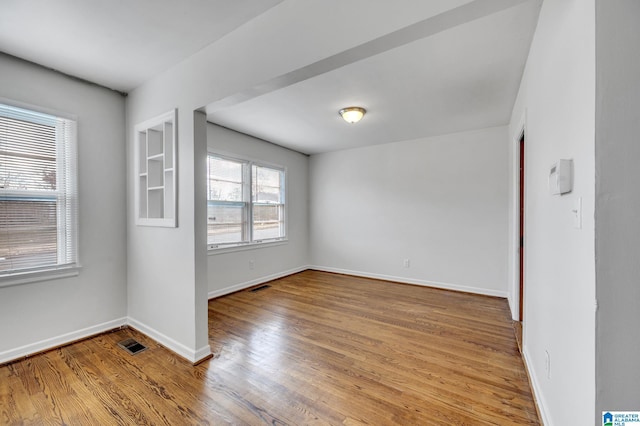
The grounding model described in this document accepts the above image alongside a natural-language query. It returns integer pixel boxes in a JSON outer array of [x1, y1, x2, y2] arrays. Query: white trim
[[208, 239, 287, 254], [134, 108, 178, 228], [136, 217, 177, 228], [208, 265, 309, 299], [0, 96, 78, 122], [0, 317, 127, 364], [0, 265, 81, 288], [206, 152, 288, 246], [1, 266, 506, 365], [193, 344, 214, 362], [523, 345, 551, 426], [127, 317, 211, 364], [309, 266, 508, 298], [0, 315, 213, 366], [509, 109, 527, 321], [0, 100, 80, 283]]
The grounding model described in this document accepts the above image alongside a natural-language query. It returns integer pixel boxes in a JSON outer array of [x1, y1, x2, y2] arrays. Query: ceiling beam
[[206, 0, 533, 115]]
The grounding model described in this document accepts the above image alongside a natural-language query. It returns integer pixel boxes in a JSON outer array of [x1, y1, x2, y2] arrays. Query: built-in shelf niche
[[135, 109, 177, 227]]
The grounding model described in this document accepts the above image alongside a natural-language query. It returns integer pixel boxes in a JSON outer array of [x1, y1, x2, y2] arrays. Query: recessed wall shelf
[[135, 109, 177, 227]]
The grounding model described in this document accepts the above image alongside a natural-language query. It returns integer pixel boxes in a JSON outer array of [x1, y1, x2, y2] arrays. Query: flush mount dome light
[[339, 106, 366, 124]]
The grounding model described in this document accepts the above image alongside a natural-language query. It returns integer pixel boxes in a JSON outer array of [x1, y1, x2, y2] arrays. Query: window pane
[[207, 155, 286, 248], [252, 165, 283, 203], [208, 202, 246, 244], [207, 156, 245, 202], [208, 180, 243, 202], [208, 157, 243, 182], [0, 198, 58, 272], [253, 204, 284, 240], [0, 103, 78, 276], [0, 116, 57, 191]]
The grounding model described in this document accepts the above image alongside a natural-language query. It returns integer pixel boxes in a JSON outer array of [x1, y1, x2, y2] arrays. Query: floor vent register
[[117, 338, 148, 355], [249, 285, 271, 293]]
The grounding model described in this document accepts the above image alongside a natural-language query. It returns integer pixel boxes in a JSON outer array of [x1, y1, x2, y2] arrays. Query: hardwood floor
[[0, 270, 539, 425], [513, 321, 524, 354]]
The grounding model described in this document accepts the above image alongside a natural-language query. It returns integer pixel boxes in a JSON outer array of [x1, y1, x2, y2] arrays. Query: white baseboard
[[0, 317, 127, 364], [523, 345, 550, 426], [127, 317, 211, 364], [1, 266, 505, 365], [309, 265, 508, 298], [508, 293, 519, 321], [208, 265, 309, 299], [0, 316, 212, 366]]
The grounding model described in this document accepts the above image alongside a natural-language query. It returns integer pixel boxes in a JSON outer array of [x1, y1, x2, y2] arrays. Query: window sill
[[0, 265, 81, 288], [208, 239, 288, 255]]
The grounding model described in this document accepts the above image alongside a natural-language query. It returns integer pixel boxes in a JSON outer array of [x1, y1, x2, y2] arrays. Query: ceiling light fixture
[[339, 106, 366, 124]]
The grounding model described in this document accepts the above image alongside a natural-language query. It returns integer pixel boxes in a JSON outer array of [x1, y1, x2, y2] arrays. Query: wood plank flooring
[[0, 270, 539, 425]]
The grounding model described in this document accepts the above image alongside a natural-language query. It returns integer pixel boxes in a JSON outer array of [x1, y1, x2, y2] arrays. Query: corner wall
[[126, 98, 210, 362], [594, 0, 640, 418], [508, 0, 596, 423], [124, 0, 453, 363], [309, 126, 510, 297], [0, 54, 127, 362], [206, 124, 309, 297]]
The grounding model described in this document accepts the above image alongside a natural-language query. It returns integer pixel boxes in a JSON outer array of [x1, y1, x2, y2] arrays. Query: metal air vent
[[118, 338, 147, 355]]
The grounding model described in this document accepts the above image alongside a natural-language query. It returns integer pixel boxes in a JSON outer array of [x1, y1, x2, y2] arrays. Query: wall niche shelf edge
[[135, 109, 177, 227]]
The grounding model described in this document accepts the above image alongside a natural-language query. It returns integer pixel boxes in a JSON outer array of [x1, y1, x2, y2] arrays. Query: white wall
[[0, 54, 127, 363], [508, 0, 596, 424], [206, 125, 309, 297], [125, 1, 473, 362], [310, 126, 509, 297], [594, 0, 640, 418], [126, 99, 210, 362]]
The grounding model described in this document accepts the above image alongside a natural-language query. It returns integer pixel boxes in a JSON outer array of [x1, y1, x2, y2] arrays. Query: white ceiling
[[207, 1, 542, 154], [0, 0, 541, 154], [0, 0, 283, 92]]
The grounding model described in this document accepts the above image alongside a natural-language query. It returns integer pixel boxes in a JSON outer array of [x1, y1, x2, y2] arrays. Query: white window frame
[[0, 99, 80, 287], [207, 152, 287, 251]]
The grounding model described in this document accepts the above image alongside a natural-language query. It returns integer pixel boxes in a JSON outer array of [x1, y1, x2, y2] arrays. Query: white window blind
[[207, 154, 285, 248], [0, 103, 78, 276]]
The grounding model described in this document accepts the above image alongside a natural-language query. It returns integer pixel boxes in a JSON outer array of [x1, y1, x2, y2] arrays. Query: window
[[0, 102, 78, 278], [207, 154, 285, 249]]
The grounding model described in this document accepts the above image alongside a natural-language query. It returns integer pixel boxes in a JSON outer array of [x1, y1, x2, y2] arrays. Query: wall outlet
[[544, 350, 551, 379], [249, 260, 254, 270], [403, 259, 410, 268]]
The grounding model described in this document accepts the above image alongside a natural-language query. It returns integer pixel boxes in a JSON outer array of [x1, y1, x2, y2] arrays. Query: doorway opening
[[513, 132, 525, 353], [518, 133, 525, 322]]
